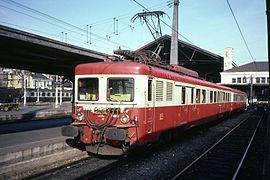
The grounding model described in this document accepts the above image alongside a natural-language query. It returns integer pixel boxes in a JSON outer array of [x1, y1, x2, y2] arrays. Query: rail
[[172, 111, 264, 179]]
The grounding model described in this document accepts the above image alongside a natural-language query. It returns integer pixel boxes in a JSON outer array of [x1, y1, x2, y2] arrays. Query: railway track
[[25, 111, 263, 180], [172, 111, 266, 180]]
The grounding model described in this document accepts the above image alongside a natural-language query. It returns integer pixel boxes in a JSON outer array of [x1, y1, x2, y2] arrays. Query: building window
[[261, 77, 266, 84], [267, 77, 269, 83], [237, 77, 241, 83], [256, 77, 260, 84], [243, 77, 247, 83], [232, 78, 236, 83]]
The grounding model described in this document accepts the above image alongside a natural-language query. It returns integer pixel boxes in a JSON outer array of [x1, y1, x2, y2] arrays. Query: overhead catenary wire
[[0, 0, 131, 49], [0, 4, 84, 36], [1, 0, 185, 53], [225, 0, 254, 61], [0, 20, 62, 39], [132, 0, 194, 44], [2, 0, 169, 49], [0, 20, 116, 53]]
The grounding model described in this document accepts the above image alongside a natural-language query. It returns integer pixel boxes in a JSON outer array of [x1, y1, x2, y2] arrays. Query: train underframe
[[62, 125, 134, 156]]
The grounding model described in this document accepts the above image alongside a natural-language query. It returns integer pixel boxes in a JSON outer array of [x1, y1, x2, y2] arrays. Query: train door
[[145, 78, 154, 134], [185, 87, 192, 123], [181, 86, 192, 124]]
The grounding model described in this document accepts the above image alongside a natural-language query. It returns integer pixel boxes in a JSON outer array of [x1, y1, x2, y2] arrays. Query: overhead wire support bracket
[[131, 11, 168, 59], [131, 11, 167, 40]]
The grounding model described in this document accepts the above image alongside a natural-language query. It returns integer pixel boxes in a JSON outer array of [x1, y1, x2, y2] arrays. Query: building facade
[[0, 67, 73, 103], [220, 61, 269, 104]]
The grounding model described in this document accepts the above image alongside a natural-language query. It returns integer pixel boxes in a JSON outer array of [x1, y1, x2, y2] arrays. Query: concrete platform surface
[[0, 102, 72, 123]]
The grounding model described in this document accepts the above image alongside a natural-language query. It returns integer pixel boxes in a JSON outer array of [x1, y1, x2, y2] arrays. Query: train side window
[[214, 91, 217, 102], [202, 90, 206, 103], [207, 90, 209, 103], [191, 88, 194, 104], [196, 89, 201, 103], [182, 87, 186, 104], [148, 79, 152, 101], [210, 91, 213, 103]]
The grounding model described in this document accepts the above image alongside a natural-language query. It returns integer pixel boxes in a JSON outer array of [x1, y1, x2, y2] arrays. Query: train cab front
[[62, 105, 139, 156], [61, 76, 139, 156]]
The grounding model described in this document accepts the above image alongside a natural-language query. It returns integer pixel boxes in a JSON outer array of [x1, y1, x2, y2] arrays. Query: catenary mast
[[170, 0, 179, 65]]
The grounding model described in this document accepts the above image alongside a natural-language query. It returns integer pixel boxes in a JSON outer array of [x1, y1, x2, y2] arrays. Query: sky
[[0, 0, 267, 66]]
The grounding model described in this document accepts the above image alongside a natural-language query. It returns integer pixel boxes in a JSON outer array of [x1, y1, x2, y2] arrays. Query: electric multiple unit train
[[62, 60, 247, 155]]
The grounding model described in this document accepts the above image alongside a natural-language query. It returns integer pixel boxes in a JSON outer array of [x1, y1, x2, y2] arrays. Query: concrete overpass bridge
[[0, 25, 106, 78]]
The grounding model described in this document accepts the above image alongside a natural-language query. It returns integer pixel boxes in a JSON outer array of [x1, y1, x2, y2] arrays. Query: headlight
[[120, 115, 129, 124], [77, 113, 84, 121], [113, 114, 119, 118]]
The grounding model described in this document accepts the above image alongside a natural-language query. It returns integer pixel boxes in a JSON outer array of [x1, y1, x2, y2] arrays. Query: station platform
[[0, 102, 72, 124]]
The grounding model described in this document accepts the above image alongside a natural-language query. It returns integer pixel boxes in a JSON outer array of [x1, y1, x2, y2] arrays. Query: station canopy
[[137, 35, 224, 83]]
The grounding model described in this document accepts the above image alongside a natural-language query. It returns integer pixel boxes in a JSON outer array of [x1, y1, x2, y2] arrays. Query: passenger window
[[214, 91, 217, 102], [148, 79, 152, 101], [210, 91, 213, 103], [191, 88, 194, 104], [202, 90, 206, 103], [196, 89, 201, 103], [182, 87, 186, 104]]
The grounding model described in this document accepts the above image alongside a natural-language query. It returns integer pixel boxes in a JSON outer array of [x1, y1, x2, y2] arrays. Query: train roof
[[75, 62, 245, 95]]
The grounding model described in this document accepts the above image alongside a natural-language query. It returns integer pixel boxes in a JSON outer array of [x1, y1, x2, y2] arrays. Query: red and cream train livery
[[62, 61, 247, 155]]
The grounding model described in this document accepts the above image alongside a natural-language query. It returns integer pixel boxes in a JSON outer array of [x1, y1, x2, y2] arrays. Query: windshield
[[78, 78, 98, 101], [107, 78, 134, 102]]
